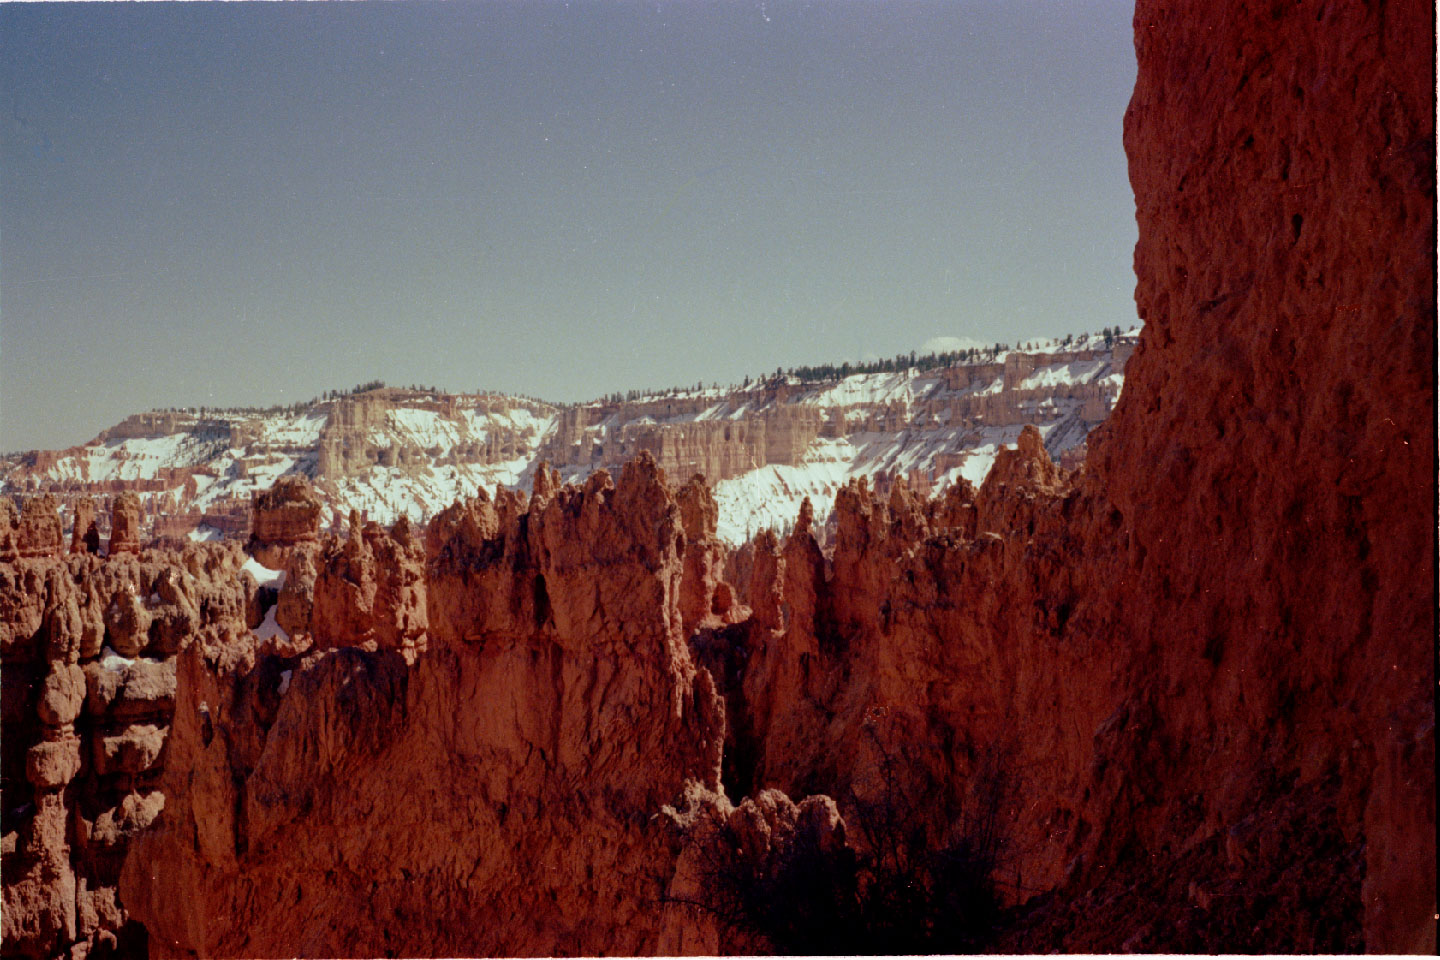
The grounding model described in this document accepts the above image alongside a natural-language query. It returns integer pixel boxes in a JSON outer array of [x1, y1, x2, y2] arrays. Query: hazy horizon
[[1, 0, 1138, 452]]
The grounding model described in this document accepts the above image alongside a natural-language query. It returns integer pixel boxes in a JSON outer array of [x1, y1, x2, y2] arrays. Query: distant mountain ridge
[[0, 329, 1137, 545]]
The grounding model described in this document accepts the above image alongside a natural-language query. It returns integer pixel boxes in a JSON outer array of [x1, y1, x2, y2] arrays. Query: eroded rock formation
[[107, 494, 142, 557], [0, 0, 1432, 956], [118, 454, 728, 957], [1, 516, 255, 959], [248, 477, 321, 551], [68, 499, 98, 556]]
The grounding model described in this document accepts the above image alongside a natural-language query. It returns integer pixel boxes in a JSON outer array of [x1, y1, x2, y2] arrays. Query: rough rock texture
[[1089, 0, 1433, 949], [0, 498, 20, 562], [1, 541, 254, 960], [309, 513, 427, 656], [706, 0, 1436, 952], [248, 476, 321, 551], [14, 496, 63, 560], [3, 1, 1433, 955], [107, 494, 143, 556], [674, 475, 743, 637], [69, 499, 99, 556], [120, 454, 728, 957]]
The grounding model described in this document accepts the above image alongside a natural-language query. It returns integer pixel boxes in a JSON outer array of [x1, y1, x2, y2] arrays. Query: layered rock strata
[[248, 477, 321, 550], [1, 508, 257, 959], [118, 455, 728, 957]]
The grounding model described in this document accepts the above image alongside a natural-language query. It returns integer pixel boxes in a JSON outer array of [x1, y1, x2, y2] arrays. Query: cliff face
[[1, 341, 1132, 549], [118, 455, 727, 957], [1090, 1, 1434, 947], [0, 513, 257, 959], [714, 0, 1434, 951]]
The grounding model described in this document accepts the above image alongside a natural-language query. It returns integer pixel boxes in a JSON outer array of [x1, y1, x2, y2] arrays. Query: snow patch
[[241, 557, 286, 589], [252, 605, 289, 645], [1017, 360, 1108, 391], [98, 645, 135, 673]]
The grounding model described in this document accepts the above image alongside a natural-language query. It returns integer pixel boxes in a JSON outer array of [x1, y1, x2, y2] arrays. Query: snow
[[68, 434, 196, 484], [98, 645, 135, 673], [1017, 360, 1108, 391], [713, 439, 857, 544], [241, 557, 286, 589], [5, 333, 1134, 548], [257, 412, 327, 447], [807, 372, 918, 408], [252, 605, 289, 644]]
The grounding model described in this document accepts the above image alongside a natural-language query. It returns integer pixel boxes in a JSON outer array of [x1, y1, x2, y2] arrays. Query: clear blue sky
[[1, 0, 1137, 452]]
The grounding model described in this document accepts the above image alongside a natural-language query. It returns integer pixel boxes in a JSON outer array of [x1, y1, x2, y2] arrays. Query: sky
[[0, 0, 1138, 452]]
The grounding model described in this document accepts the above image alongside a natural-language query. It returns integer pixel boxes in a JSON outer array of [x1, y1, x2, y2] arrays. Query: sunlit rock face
[[1, 499, 255, 959], [0, 343, 1135, 550], [1087, 0, 1434, 949], [116, 453, 727, 958]]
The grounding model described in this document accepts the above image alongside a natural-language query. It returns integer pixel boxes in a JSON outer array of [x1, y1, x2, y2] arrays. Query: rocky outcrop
[[107, 493, 142, 556], [1085, 0, 1433, 950], [7, 496, 65, 561], [698, 0, 1436, 952], [69, 499, 99, 555], [3, 1, 1432, 955], [1, 544, 254, 960], [118, 454, 728, 957], [675, 475, 742, 637], [0, 498, 19, 563], [248, 476, 321, 550], [309, 513, 426, 657]]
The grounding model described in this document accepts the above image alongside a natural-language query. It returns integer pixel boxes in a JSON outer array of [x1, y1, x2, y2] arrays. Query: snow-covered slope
[[2, 331, 1137, 545]]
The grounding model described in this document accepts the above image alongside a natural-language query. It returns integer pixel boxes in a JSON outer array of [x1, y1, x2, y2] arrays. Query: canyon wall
[[1093, 0, 1434, 947], [533, 342, 1131, 486], [712, 0, 1434, 950], [116, 459, 728, 957], [719, 0, 1435, 950], [1, 503, 261, 959], [2, 342, 1130, 547]]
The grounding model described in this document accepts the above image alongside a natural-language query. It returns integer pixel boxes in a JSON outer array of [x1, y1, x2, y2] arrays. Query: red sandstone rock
[[248, 476, 322, 551], [5, 2, 1433, 953], [108, 493, 143, 555], [1, 543, 254, 959], [0, 498, 19, 562], [675, 474, 742, 636], [120, 452, 727, 957], [70, 498, 99, 555], [16, 496, 63, 559], [309, 513, 426, 655], [36, 663, 85, 727]]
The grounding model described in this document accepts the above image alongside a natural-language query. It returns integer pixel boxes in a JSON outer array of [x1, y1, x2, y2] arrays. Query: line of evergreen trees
[[135, 324, 1138, 421], [582, 325, 1135, 406]]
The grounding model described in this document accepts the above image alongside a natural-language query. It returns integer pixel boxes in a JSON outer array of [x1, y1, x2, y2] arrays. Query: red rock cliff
[[2, 1, 1431, 956], [118, 454, 727, 957], [725, 0, 1435, 951]]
